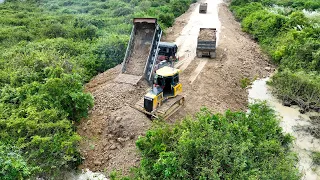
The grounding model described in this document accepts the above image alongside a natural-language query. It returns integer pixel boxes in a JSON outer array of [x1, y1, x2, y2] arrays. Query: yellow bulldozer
[[134, 66, 184, 120], [120, 18, 184, 119]]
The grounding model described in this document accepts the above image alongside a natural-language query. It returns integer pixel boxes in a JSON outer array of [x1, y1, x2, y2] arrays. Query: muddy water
[[76, 169, 108, 180], [249, 78, 320, 180], [66, 169, 109, 180], [175, 0, 222, 72]]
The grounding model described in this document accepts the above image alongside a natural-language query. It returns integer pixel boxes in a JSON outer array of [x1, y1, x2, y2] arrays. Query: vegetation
[[0, 0, 196, 178], [111, 103, 300, 179], [230, 0, 320, 111], [270, 70, 320, 109], [312, 151, 320, 165]]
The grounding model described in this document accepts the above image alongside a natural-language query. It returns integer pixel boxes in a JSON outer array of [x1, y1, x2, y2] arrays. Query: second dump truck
[[196, 28, 216, 58], [199, 3, 207, 13]]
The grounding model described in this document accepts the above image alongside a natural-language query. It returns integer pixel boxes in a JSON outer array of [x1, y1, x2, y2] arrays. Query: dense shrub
[[270, 70, 320, 109], [132, 103, 300, 179], [113, 6, 134, 17], [231, 0, 320, 10], [231, 0, 320, 111], [231, 2, 264, 20], [0, 143, 38, 180], [242, 10, 286, 40]]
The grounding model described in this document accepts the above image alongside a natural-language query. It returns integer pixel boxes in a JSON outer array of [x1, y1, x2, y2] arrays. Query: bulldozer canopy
[[156, 66, 180, 77]]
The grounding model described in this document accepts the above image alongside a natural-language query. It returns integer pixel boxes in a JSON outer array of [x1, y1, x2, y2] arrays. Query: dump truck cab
[[199, 3, 207, 13], [158, 42, 178, 62], [144, 66, 182, 113]]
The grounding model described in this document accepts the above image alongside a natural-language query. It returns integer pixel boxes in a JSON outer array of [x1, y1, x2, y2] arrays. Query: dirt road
[[77, 0, 273, 175]]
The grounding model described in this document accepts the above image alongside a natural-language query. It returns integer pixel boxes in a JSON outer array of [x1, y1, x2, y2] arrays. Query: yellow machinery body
[[134, 66, 185, 120]]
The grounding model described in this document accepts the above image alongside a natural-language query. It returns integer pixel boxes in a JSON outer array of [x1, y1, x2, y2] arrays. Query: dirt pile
[[78, 64, 151, 173], [124, 24, 155, 76], [198, 29, 216, 41]]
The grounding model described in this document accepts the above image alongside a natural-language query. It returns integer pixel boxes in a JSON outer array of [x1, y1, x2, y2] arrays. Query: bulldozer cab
[[158, 42, 178, 61], [154, 66, 180, 97], [136, 66, 184, 118]]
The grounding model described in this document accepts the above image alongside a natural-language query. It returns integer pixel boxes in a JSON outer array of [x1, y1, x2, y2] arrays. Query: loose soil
[[124, 23, 155, 76], [77, 0, 272, 176], [198, 29, 216, 41]]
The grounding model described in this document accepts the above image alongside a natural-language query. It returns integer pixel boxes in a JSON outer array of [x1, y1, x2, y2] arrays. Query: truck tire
[[210, 52, 216, 59], [197, 51, 202, 58]]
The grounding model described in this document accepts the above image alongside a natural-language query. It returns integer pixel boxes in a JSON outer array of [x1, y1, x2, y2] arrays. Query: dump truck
[[117, 18, 162, 85], [133, 43, 184, 120], [196, 28, 216, 58], [199, 3, 207, 13], [117, 18, 185, 120]]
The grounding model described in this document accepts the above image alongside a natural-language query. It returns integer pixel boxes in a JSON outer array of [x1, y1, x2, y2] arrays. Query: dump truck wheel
[[197, 51, 202, 58], [210, 52, 216, 59]]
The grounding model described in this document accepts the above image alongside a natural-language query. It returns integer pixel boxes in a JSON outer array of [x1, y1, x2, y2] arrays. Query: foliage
[[240, 77, 251, 88], [269, 69, 320, 109], [0, 0, 196, 177], [231, 2, 264, 21], [0, 143, 39, 180], [230, 0, 320, 111], [242, 10, 286, 40], [131, 103, 300, 179], [312, 151, 320, 165], [231, 0, 320, 10]]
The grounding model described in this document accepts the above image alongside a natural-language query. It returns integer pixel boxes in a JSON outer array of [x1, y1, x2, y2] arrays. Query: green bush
[[231, 2, 264, 21], [43, 23, 68, 38], [113, 6, 133, 17], [231, 0, 320, 10], [133, 103, 300, 179], [231, 0, 320, 111], [242, 10, 286, 40], [312, 152, 320, 165], [270, 69, 320, 109], [0, 143, 38, 180]]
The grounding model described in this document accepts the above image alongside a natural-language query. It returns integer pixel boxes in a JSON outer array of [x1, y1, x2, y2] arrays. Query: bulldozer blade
[[132, 95, 185, 120]]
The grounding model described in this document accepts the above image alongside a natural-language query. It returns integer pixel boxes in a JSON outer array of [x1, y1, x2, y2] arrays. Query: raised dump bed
[[196, 28, 217, 58], [119, 18, 162, 84], [199, 3, 207, 13]]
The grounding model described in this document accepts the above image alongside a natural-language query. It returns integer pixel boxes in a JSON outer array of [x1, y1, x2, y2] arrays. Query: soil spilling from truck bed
[[77, 0, 272, 177], [124, 23, 155, 76], [198, 29, 216, 41], [78, 65, 150, 173]]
